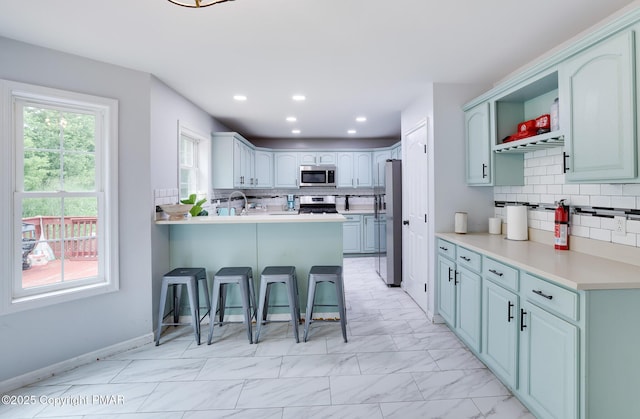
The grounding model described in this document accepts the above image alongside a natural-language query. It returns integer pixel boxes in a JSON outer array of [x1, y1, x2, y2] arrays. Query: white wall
[[149, 77, 229, 326], [0, 37, 154, 382], [401, 83, 494, 320]]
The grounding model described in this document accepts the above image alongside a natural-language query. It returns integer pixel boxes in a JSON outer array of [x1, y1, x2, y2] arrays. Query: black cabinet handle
[[563, 152, 570, 173], [488, 269, 503, 277], [403, 220, 410, 225], [520, 309, 527, 331], [460, 256, 471, 262], [482, 163, 487, 178], [439, 246, 448, 251], [448, 267, 453, 282], [454, 271, 459, 286], [507, 301, 514, 322], [532, 289, 553, 300]]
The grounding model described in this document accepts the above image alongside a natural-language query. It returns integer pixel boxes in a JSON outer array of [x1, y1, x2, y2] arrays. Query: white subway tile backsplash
[[590, 228, 611, 242], [562, 184, 580, 195], [571, 225, 590, 238], [494, 149, 640, 248], [580, 184, 601, 195], [611, 196, 636, 208], [601, 184, 623, 195], [590, 195, 611, 207], [622, 184, 640, 196]]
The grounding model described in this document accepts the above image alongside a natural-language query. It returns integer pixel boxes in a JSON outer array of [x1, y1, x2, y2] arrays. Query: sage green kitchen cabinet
[[482, 278, 518, 389], [373, 150, 391, 187], [377, 215, 386, 253], [342, 214, 362, 253], [456, 265, 482, 352], [437, 254, 456, 326], [465, 102, 492, 185], [298, 151, 336, 166], [519, 299, 578, 419], [254, 149, 273, 188], [273, 152, 299, 188], [337, 151, 372, 188], [362, 215, 376, 252], [212, 132, 256, 189], [560, 30, 636, 182]]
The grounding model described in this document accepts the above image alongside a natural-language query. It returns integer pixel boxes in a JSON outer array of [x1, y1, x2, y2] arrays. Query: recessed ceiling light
[[233, 95, 247, 101], [356, 116, 367, 122], [292, 95, 306, 101], [286, 116, 297, 122], [292, 129, 301, 134], [347, 129, 357, 134]]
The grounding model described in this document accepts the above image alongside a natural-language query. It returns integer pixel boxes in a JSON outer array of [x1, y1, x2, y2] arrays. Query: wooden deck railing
[[22, 216, 98, 261]]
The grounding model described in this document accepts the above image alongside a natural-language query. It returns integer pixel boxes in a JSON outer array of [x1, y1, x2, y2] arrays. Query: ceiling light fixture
[[292, 129, 301, 134], [167, 0, 234, 8], [356, 116, 367, 122], [347, 129, 356, 134], [233, 95, 247, 101], [286, 116, 297, 122], [292, 95, 306, 101]]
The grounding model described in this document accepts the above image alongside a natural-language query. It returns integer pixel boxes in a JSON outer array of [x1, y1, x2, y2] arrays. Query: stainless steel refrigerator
[[374, 159, 402, 286]]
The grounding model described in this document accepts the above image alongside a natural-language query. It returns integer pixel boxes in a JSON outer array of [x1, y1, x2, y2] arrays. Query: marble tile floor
[[1, 257, 534, 419]]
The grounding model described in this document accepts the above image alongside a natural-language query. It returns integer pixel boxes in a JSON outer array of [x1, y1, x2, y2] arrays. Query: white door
[[402, 119, 429, 312]]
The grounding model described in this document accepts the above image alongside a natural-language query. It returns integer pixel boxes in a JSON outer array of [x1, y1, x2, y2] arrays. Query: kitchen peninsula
[[156, 213, 346, 313]]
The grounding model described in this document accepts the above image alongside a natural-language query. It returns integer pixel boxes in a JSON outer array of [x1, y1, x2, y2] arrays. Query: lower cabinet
[[436, 245, 481, 352], [342, 214, 362, 253], [482, 279, 518, 389], [456, 266, 481, 352], [519, 300, 578, 419], [362, 215, 376, 253]]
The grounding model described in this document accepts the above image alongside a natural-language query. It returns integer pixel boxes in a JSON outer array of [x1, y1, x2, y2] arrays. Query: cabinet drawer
[[483, 257, 518, 292], [437, 239, 455, 259], [457, 246, 481, 273], [343, 214, 361, 222], [522, 273, 579, 322]]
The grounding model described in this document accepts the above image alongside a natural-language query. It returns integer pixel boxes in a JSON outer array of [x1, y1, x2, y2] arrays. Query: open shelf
[[493, 131, 564, 153]]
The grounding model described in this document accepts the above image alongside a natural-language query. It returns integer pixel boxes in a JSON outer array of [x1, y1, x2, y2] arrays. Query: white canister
[[489, 217, 502, 235], [455, 212, 468, 234]]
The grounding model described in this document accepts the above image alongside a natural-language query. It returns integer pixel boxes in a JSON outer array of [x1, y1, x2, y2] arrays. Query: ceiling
[[0, 0, 635, 140]]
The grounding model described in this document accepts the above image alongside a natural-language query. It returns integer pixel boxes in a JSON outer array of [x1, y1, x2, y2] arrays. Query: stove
[[298, 195, 338, 214]]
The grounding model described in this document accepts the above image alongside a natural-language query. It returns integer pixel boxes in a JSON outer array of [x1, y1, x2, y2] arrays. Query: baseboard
[[0, 333, 154, 394]]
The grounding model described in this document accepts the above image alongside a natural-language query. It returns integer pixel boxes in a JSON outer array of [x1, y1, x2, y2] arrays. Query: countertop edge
[[436, 232, 640, 291], [156, 214, 347, 225]]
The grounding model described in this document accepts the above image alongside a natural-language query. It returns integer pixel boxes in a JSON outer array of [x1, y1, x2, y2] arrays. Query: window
[[1, 80, 118, 314], [178, 123, 209, 203]]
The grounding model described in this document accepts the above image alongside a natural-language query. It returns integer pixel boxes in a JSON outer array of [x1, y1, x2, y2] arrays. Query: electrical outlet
[[614, 216, 627, 235]]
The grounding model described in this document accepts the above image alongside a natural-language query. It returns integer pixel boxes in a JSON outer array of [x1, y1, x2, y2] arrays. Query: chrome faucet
[[227, 190, 248, 216]]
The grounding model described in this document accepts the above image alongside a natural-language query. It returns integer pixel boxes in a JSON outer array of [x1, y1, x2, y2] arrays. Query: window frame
[[178, 121, 209, 203], [0, 79, 119, 315]]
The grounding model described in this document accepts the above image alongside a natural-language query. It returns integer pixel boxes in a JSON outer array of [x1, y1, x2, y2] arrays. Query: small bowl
[[160, 204, 193, 220]]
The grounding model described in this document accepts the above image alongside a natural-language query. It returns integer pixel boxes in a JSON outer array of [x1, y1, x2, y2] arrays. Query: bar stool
[[156, 267, 211, 346], [303, 265, 347, 343], [207, 267, 256, 344], [255, 266, 300, 343]]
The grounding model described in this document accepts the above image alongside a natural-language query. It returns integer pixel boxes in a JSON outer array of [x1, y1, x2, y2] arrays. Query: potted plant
[[180, 194, 208, 216]]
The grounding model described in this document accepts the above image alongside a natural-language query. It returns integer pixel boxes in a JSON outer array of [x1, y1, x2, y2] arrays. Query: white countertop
[[156, 213, 346, 225], [437, 232, 640, 291]]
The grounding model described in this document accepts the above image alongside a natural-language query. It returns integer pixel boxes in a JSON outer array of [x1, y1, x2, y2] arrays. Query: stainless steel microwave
[[299, 165, 336, 187]]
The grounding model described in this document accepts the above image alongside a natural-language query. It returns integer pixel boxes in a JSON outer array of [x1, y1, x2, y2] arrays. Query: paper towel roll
[[506, 205, 528, 240], [455, 212, 467, 234]]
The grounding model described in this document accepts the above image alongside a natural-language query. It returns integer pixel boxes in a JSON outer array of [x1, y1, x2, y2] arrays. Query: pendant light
[[167, 0, 234, 8]]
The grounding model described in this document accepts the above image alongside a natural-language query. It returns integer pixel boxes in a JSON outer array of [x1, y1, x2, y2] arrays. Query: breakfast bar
[[156, 213, 346, 314]]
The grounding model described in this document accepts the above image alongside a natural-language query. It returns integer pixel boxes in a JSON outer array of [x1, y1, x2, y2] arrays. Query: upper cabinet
[[465, 102, 492, 185], [298, 151, 336, 166], [337, 151, 372, 188], [212, 132, 258, 189], [254, 149, 274, 188], [274, 152, 299, 188], [560, 30, 637, 182], [373, 149, 391, 187]]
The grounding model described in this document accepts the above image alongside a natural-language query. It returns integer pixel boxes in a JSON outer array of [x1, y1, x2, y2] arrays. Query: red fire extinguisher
[[554, 199, 569, 250]]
